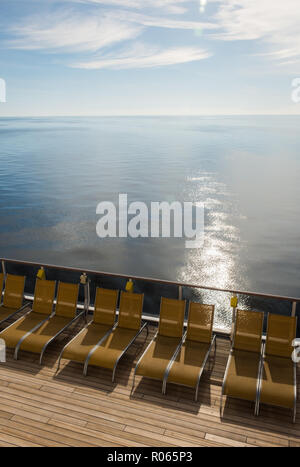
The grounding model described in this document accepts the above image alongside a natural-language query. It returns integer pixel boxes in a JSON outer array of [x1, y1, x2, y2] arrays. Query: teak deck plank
[[0, 319, 299, 447]]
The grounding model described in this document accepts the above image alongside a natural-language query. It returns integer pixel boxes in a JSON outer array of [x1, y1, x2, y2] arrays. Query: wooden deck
[[0, 314, 299, 447]]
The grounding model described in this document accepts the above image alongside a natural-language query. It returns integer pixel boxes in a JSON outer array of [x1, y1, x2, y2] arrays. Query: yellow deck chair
[[257, 313, 297, 422], [163, 302, 216, 400], [0, 274, 27, 325], [133, 297, 185, 393], [0, 279, 56, 351], [15, 281, 82, 363], [221, 309, 264, 416], [57, 287, 118, 370], [83, 291, 146, 382]]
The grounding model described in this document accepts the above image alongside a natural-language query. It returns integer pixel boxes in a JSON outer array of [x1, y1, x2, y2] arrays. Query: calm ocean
[[1, 115, 300, 328]]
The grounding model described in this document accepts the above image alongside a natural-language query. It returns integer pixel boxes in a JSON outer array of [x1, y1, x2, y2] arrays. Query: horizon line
[[0, 113, 300, 118]]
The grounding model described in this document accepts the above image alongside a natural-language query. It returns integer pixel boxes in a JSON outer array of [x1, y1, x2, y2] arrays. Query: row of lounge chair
[[0, 274, 148, 377], [0, 273, 298, 422]]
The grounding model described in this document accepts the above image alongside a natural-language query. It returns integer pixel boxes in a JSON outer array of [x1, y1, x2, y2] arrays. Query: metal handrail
[[1, 257, 300, 304]]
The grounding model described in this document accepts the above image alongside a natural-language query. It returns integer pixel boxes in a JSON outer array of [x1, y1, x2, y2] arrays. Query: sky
[[0, 0, 300, 116]]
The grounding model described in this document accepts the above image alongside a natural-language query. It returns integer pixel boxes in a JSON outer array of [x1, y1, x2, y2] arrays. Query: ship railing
[[1, 257, 299, 337]]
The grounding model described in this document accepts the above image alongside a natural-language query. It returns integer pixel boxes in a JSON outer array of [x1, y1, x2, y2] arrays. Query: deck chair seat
[[257, 314, 297, 421], [88, 327, 139, 370], [167, 341, 211, 388], [136, 335, 182, 381], [0, 279, 56, 349], [165, 303, 215, 398], [260, 355, 295, 409], [221, 309, 264, 414], [59, 287, 119, 367], [0, 306, 27, 323], [18, 315, 74, 354], [17, 281, 80, 362], [0, 311, 49, 348], [0, 274, 26, 325], [134, 297, 185, 390], [62, 323, 113, 363], [223, 349, 261, 402], [84, 291, 145, 381]]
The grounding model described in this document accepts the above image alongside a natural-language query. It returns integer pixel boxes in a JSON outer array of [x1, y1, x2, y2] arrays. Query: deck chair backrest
[[158, 297, 185, 338], [55, 282, 79, 319], [94, 288, 118, 326], [118, 292, 144, 330], [186, 303, 214, 343], [265, 314, 297, 358], [233, 309, 264, 353], [3, 274, 25, 309], [32, 279, 56, 315]]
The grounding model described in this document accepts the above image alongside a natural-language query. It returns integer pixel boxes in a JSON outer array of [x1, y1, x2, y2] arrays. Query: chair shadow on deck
[[219, 358, 300, 442], [1, 317, 86, 377], [219, 394, 300, 447], [53, 328, 149, 394], [130, 349, 216, 415], [53, 325, 217, 414]]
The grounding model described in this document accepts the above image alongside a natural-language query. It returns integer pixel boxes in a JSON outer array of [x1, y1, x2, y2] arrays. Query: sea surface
[[1, 116, 300, 329]]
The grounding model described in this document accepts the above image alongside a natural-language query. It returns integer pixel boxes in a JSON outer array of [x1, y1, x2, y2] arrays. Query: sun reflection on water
[[179, 172, 249, 330]]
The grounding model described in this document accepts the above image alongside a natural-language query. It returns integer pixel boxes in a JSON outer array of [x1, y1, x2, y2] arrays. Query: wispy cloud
[[3, 0, 300, 71], [68, 0, 190, 14], [6, 7, 216, 54], [7, 11, 143, 52], [4, 4, 215, 69], [111, 10, 217, 30], [211, 0, 300, 63], [72, 43, 212, 69]]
